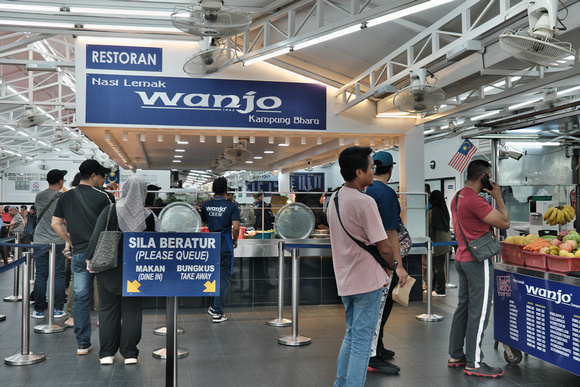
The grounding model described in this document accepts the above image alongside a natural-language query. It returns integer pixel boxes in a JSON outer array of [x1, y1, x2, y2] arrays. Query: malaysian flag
[[448, 139, 477, 173]]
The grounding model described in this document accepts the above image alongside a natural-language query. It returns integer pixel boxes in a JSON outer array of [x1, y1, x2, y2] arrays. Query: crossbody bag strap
[[104, 203, 116, 232], [454, 190, 471, 248], [333, 190, 367, 248], [36, 192, 61, 226], [73, 187, 100, 220]]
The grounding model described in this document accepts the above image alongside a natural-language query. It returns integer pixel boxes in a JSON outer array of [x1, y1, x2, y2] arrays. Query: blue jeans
[[212, 250, 232, 315], [334, 287, 383, 387], [33, 243, 66, 311], [72, 253, 95, 346]]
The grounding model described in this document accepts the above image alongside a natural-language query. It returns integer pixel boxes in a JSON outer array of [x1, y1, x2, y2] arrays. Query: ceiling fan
[[183, 37, 235, 76], [499, 0, 577, 68], [171, 0, 251, 37], [393, 68, 446, 115], [224, 139, 252, 162], [534, 87, 568, 112], [18, 106, 46, 128], [68, 140, 85, 156]]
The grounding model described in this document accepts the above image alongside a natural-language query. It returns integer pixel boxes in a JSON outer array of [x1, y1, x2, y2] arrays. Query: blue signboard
[[290, 172, 325, 192], [122, 232, 220, 297], [85, 74, 327, 130], [86, 45, 162, 72], [494, 269, 580, 375]]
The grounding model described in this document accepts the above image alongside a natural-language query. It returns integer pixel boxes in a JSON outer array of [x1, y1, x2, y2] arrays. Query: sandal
[[447, 357, 466, 368]]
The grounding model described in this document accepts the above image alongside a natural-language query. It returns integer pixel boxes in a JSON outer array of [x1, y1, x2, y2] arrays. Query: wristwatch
[[387, 260, 398, 271]]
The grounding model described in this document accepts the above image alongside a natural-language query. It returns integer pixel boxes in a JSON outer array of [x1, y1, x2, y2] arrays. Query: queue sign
[[122, 232, 220, 297]]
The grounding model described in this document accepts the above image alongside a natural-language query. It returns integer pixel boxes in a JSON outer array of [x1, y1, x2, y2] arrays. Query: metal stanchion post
[[417, 239, 443, 322], [0, 314, 5, 321], [5, 252, 46, 365], [445, 250, 457, 289], [153, 326, 184, 336], [4, 234, 22, 302], [165, 296, 178, 387], [279, 248, 311, 346], [153, 297, 189, 359], [35, 243, 67, 333], [267, 241, 291, 327]]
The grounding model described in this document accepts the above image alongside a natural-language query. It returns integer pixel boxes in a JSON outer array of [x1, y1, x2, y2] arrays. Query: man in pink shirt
[[448, 159, 510, 378], [327, 146, 396, 386]]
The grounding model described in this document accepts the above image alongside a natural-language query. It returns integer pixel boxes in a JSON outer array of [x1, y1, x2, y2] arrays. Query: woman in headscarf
[[429, 190, 452, 296], [85, 175, 160, 366]]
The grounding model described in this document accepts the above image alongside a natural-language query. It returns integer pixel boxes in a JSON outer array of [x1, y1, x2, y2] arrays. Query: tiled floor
[[0, 268, 579, 386]]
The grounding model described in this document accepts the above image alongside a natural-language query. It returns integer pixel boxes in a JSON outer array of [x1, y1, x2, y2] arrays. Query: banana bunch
[[544, 205, 576, 225]]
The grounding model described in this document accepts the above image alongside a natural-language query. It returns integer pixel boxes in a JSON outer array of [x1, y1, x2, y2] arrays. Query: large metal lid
[[159, 202, 201, 232], [274, 202, 315, 239]]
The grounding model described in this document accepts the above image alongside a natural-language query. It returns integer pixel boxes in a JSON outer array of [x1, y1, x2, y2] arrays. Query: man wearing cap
[[364, 151, 409, 375], [200, 177, 240, 323], [52, 160, 115, 355], [31, 169, 68, 319]]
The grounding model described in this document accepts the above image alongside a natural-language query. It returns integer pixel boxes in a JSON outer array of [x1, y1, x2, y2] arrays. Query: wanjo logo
[[525, 284, 572, 305], [87, 45, 162, 72], [496, 276, 511, 297]]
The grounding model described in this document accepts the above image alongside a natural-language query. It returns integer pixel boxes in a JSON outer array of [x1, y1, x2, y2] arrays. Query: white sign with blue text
[[123, 232, 220, 297]]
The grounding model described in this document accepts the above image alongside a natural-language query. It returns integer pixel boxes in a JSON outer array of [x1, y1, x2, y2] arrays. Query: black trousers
[[432, 254, 447, 294], [375, 270, 399, 356], [97, 282, 143, 359]]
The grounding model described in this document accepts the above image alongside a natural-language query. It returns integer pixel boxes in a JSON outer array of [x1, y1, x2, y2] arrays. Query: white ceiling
[[0, 0, 580, 179]]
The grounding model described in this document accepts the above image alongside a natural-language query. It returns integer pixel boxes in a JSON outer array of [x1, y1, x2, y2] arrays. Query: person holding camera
[[448, 160, 509, 378]]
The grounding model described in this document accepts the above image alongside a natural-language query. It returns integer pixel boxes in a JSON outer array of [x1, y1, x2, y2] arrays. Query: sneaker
[[212, 314, 227, 323], [77, 344, 92, 355], [54, 310, 66, 318], [99, 356, 114, 365], [380, 349, 395, 360], [464, 363, 504, 378], [432, 291, 446, 297], [448, 357, 466, 368], [367, 357, 400, 375], [207, 306, 217, 317], [124, 358, 138, 365], [30, 310, 44, 319]]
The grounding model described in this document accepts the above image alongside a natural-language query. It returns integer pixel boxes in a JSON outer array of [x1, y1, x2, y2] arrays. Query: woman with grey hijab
[[85, 175, 160, 366]]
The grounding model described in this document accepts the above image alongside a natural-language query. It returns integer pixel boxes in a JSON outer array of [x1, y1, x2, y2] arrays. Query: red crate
[[546, 254, 580, 274], [524, 251, 547, 270], [500, 242, 524, 266]]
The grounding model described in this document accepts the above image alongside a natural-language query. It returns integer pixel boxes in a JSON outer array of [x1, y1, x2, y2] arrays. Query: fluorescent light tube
[[366, 0, 454, 27]]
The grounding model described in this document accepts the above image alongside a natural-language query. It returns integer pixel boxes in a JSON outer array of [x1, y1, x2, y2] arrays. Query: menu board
[[494, 269, 580, 376], [290, 173, 324, 192]]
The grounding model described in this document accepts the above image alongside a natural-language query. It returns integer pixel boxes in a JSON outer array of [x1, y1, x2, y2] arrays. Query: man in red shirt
[[448, 160, 510, 378]]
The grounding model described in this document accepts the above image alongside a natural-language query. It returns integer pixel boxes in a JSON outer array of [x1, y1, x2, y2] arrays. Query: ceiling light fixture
[[175, 149, 185, 152], [250, 135, 255, 144], [233, 135, 239, 144], [140, 133, 146, 142], [370, 138, 375, 147], [264, 150, 274, 154], [470, 111, 501, 121], [216, 135, 222, 143], [354, 137, 360, 146], [244, 47, 292, 66], [317, 136, 322, 145], [0, 20, 76, 29], [508, 99, 541, 110], [123, 132, 128, 141], [339, 137, 345, 146], [254, 156, 263, 159], [301, 136, 306, 145], [158, 134, 163, 142], [174, 155, 183, 158], [557, 85, 580, 96], [200, 134, 205, 143], [177, 141, 189, 145], [175, 134, 180, 142], [269, 136, 274, 144], [173, 160, 182, 163]]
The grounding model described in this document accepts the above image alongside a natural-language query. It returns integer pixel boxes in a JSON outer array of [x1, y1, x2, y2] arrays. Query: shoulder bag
[[454, 191, 501, 262], [31, 192, 61, 239], [398, 218, 412, 258], [332, 190, 394, 270], [89, 204, 122, 272]]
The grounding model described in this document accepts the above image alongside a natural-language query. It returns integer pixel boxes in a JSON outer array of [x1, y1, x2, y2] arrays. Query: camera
[[508, 150, 523, 160]]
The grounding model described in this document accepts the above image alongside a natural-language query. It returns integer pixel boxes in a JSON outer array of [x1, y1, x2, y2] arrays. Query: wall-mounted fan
[[51, 127, 71, 145], [224, 139, 252, 162], [183, 37, 235, 76], [499, 0, 577, 68], [68, 140, 85, 155], [37, 162, 50, 170], [393, 69, 446, 114], [534, 87, 568, 111], [19, 106, 46, 128], [171, 0, 251, 37]]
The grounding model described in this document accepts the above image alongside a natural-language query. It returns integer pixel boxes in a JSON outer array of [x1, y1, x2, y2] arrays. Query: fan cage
[[171, 7, 251, 37], [183, 48, 235, 76], [499, 30, 577, 68], [393, 85, 446, 114]]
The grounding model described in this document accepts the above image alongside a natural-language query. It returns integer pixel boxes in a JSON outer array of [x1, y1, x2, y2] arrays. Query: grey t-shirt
[[34, 188, 65, 244], [10, 213, 25, 236]]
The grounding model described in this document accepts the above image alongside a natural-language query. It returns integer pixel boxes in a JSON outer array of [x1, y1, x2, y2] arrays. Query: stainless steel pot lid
[[274, 202, 315, 239], [159, 202, 201, 233]]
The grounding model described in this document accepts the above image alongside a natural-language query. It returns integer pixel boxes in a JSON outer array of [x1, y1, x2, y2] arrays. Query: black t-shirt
[[53, 184, 115, 254]]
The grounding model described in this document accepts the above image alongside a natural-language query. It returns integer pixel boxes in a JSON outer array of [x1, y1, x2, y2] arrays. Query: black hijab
[[429, 190, 450, 232]]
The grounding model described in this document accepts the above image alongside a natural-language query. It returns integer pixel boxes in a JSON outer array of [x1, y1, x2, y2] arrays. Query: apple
[[550, 239, 562, 247], [566, 240, 578, 250], [560, 243, 573, 253]]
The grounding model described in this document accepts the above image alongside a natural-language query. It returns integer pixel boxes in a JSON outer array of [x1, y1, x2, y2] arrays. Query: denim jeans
[[334, 287, 383, 387], [71, 253, 95, 346], [212, 250, 232, 315], [33, 243, 66, 312]]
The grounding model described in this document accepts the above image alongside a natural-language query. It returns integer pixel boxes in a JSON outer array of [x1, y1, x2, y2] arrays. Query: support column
[[400, 124, 426, 238]]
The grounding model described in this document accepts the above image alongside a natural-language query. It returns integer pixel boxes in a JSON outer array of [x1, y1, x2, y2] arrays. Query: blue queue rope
[[0, 240, 49, 275]]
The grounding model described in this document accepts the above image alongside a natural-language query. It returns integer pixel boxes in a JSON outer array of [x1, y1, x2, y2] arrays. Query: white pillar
[[278, 172, 290, 192], [400, 124, 426, 238]]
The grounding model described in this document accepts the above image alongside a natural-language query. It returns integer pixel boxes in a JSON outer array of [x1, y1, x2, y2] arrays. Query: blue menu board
[[122, 232, 220, 297], [494, 269, 580, 376]]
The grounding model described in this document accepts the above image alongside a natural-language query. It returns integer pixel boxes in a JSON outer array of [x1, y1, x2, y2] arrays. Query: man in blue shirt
[[201, 177, 240, 323], [364, 151, 409, 375]]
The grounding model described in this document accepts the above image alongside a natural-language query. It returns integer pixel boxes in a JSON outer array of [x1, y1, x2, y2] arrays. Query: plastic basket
[[546, 255, 580, 274], [500, 242, 525, 266], [523, 251, 547, 270]]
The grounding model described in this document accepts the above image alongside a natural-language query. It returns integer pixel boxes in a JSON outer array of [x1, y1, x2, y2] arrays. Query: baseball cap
[[46, 169, 68, 184], [9, 206, 18, 211], [147, 184, 162, 191], [372, 151, 396, 167], [79, 159, 111, 175]]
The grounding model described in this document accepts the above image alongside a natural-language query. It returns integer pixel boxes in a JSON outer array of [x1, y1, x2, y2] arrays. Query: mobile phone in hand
[[481, 174, 493, 191]]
